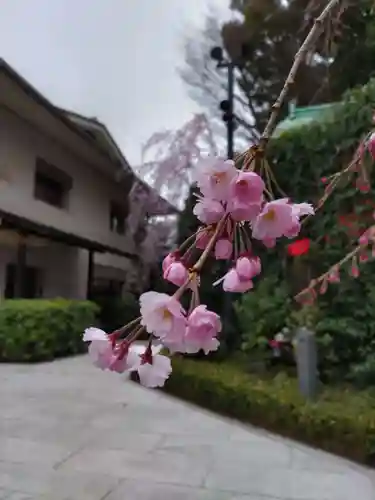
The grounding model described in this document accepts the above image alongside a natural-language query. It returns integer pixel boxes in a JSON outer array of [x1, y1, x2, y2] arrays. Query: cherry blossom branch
[[298, 141, 365, 231], [293, 130, 375, 303], [259, 0, 342, 149], [192, 216, 229, 273], [82, 0, 344, 389], [296, 225, 375, 303], [238, 0, 343, 174]]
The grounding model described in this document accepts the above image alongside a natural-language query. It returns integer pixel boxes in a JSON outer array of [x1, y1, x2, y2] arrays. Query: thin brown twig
[[301, 143, 363, 227], [183, 1, 344, 296], [237, 0, 342, 179], [192, 216, 228, 272], [294, 244, 363, 300], [121, 1, 346, 339], [264, 161, 288, 198], [259, 0, 342, 149], [295, 225, 375, 300]]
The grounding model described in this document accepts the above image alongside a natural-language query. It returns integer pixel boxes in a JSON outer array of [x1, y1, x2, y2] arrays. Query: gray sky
[[0, 0, 229, 166]]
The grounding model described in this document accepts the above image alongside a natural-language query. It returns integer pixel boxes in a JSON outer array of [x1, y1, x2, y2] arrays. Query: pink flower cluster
[[84, 156, 314, 389], [84, 292, 221, 388], [163, 157, 314, 293], [83, 327, 172, 388], [140, 291, 221, 355]]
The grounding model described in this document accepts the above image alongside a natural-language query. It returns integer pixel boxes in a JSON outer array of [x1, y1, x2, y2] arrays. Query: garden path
[[0, 356, 374, 499]]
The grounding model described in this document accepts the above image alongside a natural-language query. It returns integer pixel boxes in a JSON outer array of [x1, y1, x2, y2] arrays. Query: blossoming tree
[[83, 0, 372, 389], [136, 113, 218, 209]]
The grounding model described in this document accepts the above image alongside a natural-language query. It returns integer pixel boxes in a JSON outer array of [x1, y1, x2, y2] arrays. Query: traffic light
[[210, 46, 223, 62], [220, 99, 232, 123]]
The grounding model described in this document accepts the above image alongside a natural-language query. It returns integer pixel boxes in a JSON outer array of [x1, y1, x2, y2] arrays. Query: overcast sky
[[0, 0, 230, 167]]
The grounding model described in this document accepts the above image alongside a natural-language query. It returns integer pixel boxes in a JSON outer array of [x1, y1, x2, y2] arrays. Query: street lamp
[[210, 46, 237, 352], [210, 46, 235, 160]]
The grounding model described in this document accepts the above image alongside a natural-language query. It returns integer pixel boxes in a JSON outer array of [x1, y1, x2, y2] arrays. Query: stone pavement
[[0, 356, 374, 500]]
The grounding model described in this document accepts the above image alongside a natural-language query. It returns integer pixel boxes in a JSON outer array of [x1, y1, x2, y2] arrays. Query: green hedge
[[0, 299, 99, 362], [164, 358, 375, 466]]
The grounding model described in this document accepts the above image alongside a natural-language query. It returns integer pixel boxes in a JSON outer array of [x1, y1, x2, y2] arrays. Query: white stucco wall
[[0, 106, 136, 261]]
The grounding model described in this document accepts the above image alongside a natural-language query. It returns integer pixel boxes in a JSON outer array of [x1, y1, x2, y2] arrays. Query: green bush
[[0, 299, 98, 362], [164, 358, 375, 465], [235, 276, 292, 355]]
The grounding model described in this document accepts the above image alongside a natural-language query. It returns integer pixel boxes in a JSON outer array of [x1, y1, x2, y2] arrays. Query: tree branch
[[258, 0, 343, 149]]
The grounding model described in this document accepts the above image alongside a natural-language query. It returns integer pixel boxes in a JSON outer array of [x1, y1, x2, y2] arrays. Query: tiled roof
[[273, 103, 339, 137]]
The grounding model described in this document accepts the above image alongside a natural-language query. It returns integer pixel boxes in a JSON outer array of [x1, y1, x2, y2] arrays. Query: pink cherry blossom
[[193, 197, 225, 224], [292, 202, 315, 218], [356, 177, 370, 193], [230, 171, 265, 204], [162, 305, 221, 355], [261, 237, 276, 248], [223, 268, 254, 293], [83, 327, 113, 370], [214, 238, 232, 259], [168, 335, 219, 355], [327, 267, 340, 283], [227, 198, 262, 222], [284, 222, 301, 239], [163, 262, 189, 287], [161, 335, 188, 354], [109, 345, 140, 373], [162, 333, 206, 355], [162, 252, 177, 273], [236, 255, 261, 280], [140, 291, 186, 338], [131, 346, 172, 388], [185, 305, 221, 354], [350, 259, 360, 278], [252, 199, 296, 240], [281, 202, 313, 239], [194, 157, 238, 201], [367, 132, 375, 159], [359, 233, 369, 246], [226, 171, 264, 222], [358, 228, 375, 246]]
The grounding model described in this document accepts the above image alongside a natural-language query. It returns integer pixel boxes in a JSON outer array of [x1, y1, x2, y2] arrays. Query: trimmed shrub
[[235, 276, 292, 355], [0, 299, 98, 362], [164, 358, 375, 466]]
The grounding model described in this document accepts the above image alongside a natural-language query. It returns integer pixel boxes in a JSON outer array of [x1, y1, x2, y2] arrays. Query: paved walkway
[[0, 356, 374, 500]]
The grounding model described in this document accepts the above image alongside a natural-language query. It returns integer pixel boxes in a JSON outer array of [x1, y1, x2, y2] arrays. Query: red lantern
[[287, 238, 310, 257]]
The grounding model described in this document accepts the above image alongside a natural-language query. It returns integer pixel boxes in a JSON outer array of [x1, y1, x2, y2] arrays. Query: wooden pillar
[[14, 234, 27, 298], [86, 249, 94, 300]]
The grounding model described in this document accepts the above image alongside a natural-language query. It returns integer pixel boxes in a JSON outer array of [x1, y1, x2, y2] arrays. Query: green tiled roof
[[273, 102, 339, 137]]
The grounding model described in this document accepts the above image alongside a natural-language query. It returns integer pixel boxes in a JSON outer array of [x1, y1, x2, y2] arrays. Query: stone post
[[295, 327, 318, 399]]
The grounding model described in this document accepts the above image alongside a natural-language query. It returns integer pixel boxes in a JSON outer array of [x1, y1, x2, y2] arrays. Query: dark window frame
[[92, 277, 124, 296], [34, 158, 72, 209], [109, 201, 127, 235], [4, 263, 43, 298]]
